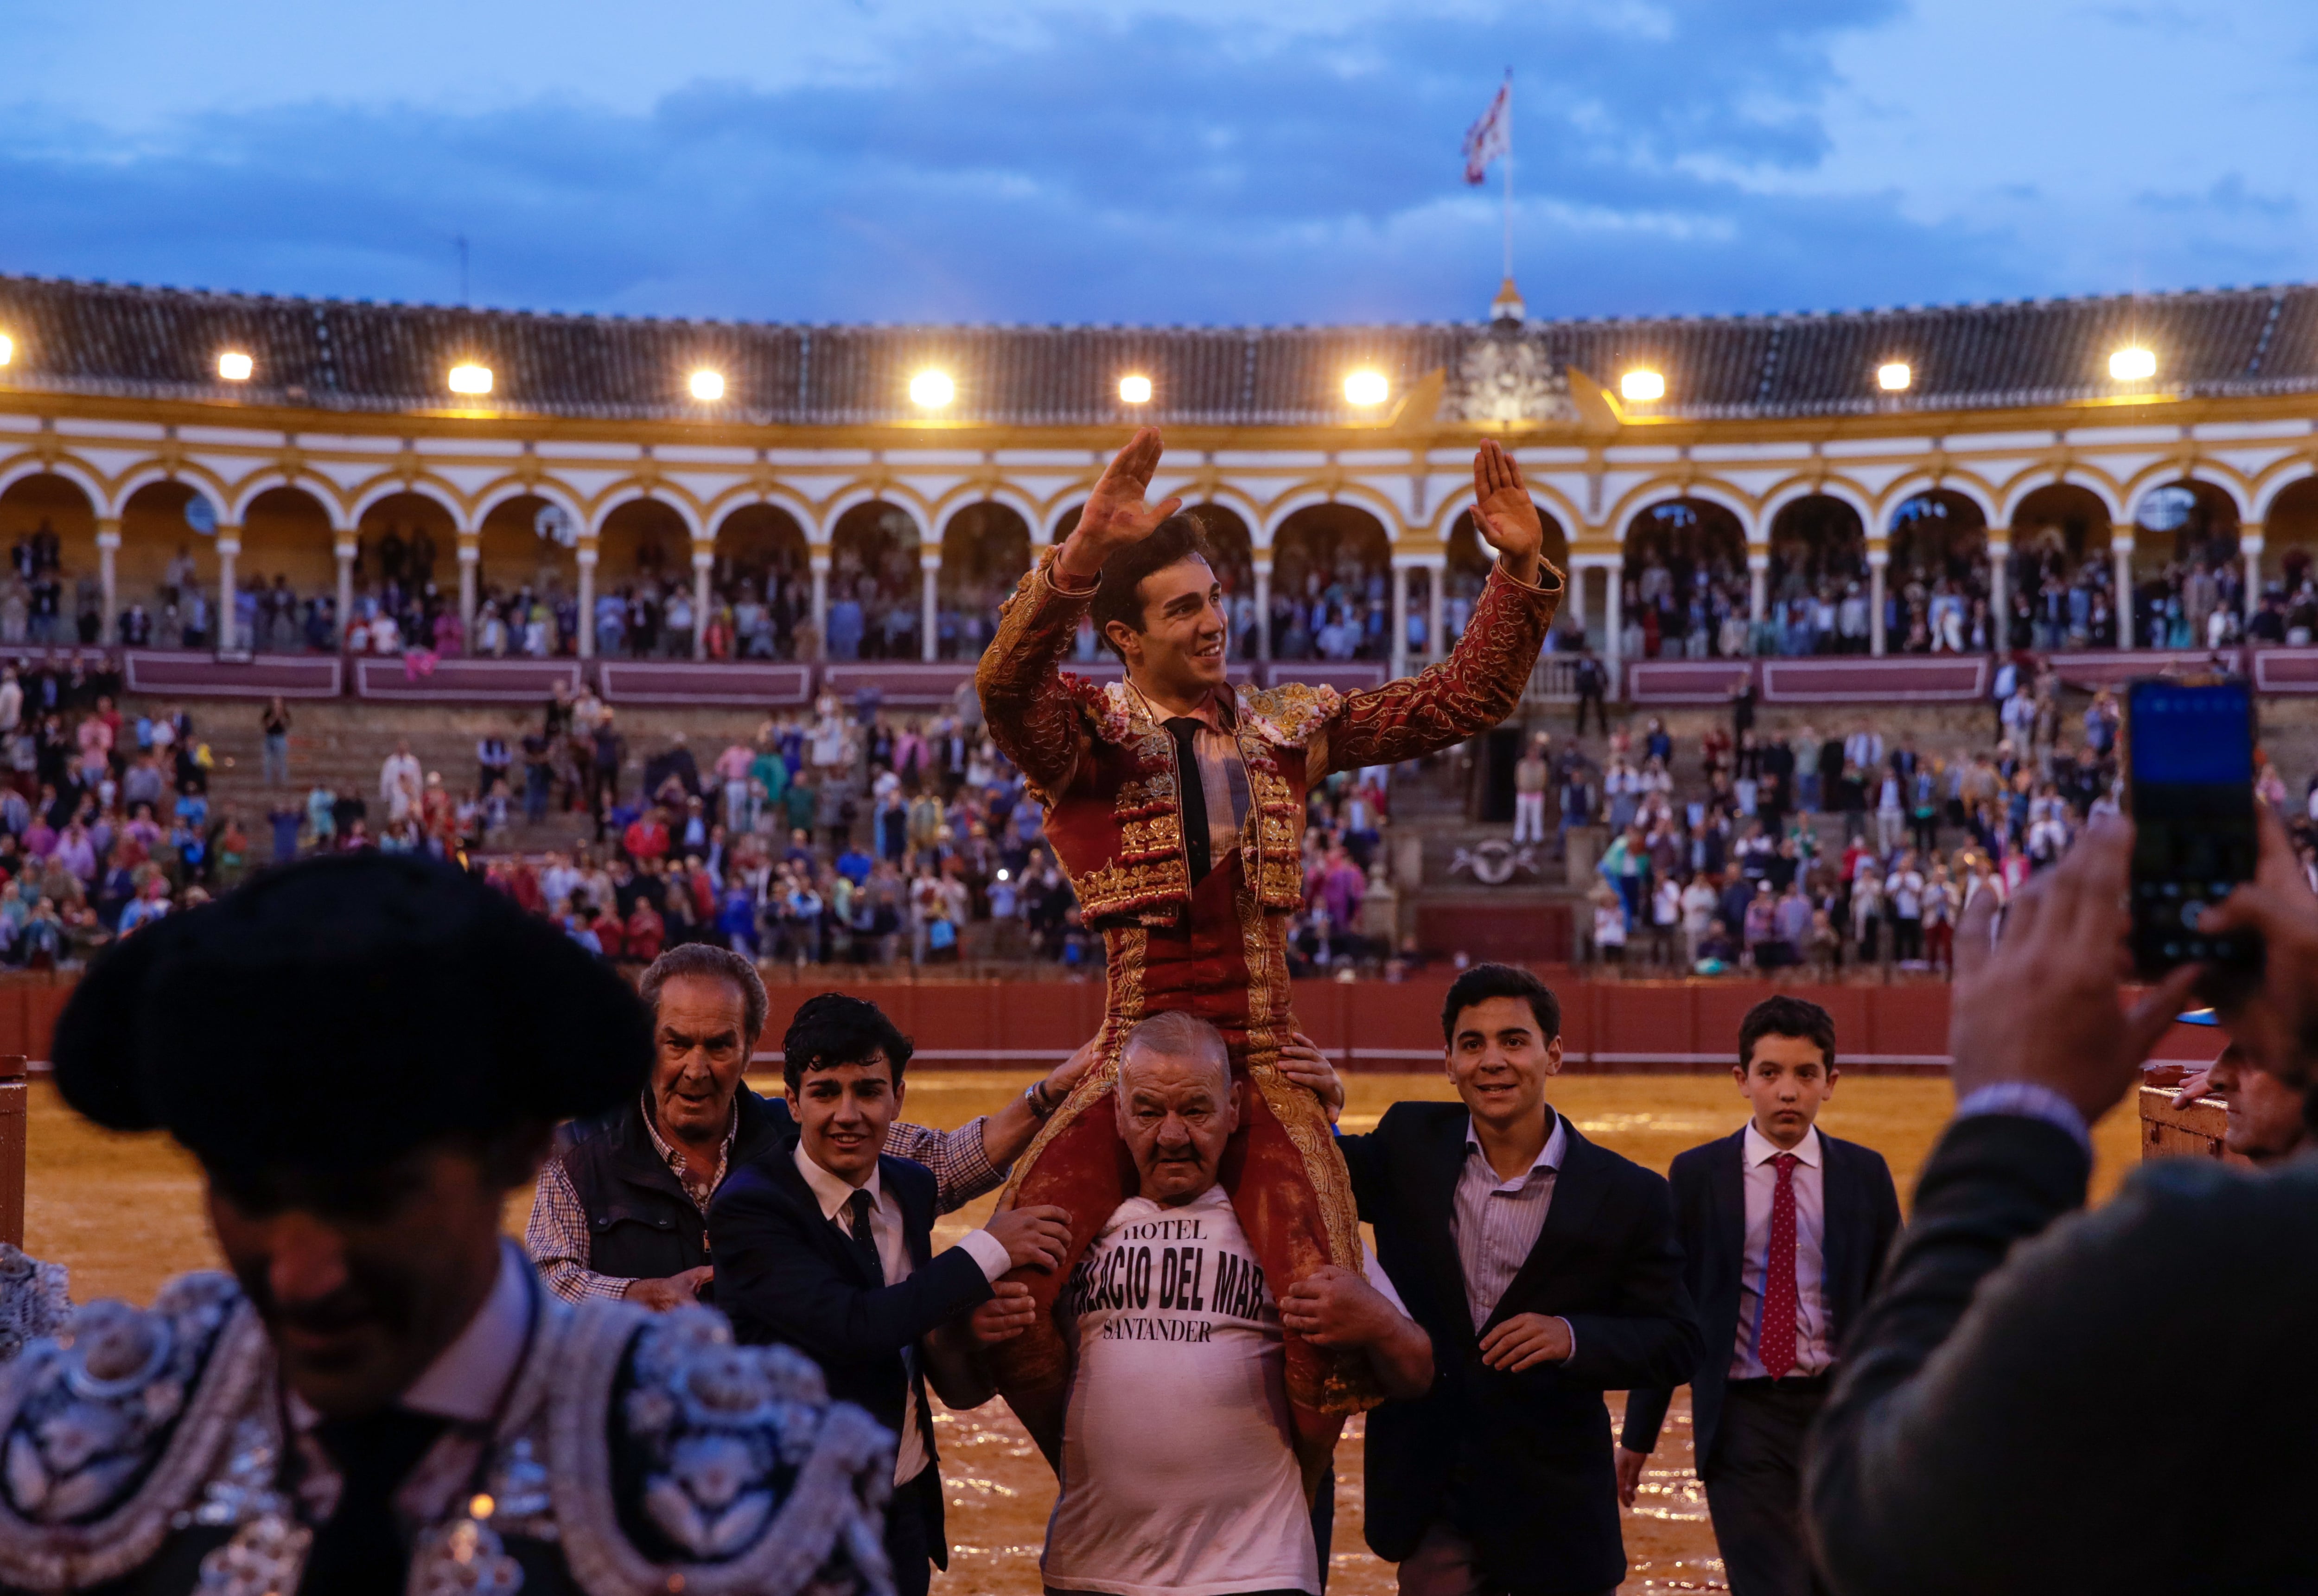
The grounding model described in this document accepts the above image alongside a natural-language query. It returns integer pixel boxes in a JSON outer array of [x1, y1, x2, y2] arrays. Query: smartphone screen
[[2127, 679, 2258, 974]]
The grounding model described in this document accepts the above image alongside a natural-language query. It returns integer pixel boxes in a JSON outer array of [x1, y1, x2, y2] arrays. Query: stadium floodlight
[[910, 370, 955, 408], [1344, 370, 1390, 407], [1877, 361, 1912, 392], [1118, 374, 1153, 405], [218, 351, 254, 382], [448, 362, 494, 396], [2110, 346, 2157, 382], [1620, 369, 1666, 402], [689, 369, 726, 402]]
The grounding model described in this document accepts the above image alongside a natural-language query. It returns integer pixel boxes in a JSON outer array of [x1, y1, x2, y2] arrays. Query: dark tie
[[1758, 1152, 1802, 1379], [299, 1408, 454, 1596], [1163, 718, 1213, 885], [846, 1188, 885, 1284]]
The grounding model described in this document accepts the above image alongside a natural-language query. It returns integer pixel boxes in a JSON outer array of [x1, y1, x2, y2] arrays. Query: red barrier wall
[[5, 969, 2223, 1076]]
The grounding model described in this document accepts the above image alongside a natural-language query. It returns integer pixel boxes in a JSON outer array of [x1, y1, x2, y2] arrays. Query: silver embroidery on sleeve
[[548, 1301, 899, 1596], [0, 1274, 267, 1592], [0, 1247, 71, 1367]]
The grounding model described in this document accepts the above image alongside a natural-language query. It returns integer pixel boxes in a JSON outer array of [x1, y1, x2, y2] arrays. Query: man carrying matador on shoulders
[[974, 427, 1563, 1475]]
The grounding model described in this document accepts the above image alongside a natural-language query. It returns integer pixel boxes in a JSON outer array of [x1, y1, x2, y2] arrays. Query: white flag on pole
[[1462, 80, 1510, 186]]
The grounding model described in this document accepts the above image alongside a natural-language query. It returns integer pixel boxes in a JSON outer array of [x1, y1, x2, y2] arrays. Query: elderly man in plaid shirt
[[526, 944, 1097, 1308]]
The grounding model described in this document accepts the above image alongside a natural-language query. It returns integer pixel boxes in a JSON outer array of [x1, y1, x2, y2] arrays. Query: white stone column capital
[[693, 549, 716, 572], [809, 551, 833, 573]]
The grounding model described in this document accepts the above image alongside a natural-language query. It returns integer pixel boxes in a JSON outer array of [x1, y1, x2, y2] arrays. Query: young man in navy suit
[[1618, 995, 1901, 1596], [710, 994, 1077, 1596], [1333, 962, 1700, 1596]]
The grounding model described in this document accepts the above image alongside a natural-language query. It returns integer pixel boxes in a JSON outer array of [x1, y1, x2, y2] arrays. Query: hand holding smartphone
[[2126, 679, 2260, 977]]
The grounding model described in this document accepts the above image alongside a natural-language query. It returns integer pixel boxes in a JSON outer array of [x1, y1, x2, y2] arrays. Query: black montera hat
[[51, 852, 652, 1177]]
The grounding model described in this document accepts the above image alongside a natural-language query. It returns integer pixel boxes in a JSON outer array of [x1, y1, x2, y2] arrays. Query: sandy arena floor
[[25, 1071, 2146, 1596]]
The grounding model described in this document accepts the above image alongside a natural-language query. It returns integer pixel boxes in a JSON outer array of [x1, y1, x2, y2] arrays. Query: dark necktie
[[846, 1188, 885, 1284], [1758, 1152, 1802, 1379], [1163, 718, 1213, 886], [299, 1408, 454, 1596]]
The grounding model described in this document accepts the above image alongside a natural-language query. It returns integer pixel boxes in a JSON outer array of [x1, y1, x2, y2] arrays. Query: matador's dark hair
[[1091, 512, 1216, 661]]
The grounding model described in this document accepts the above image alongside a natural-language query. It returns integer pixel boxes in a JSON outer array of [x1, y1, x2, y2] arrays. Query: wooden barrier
[[747, 971, 1979, 1073], [0, 1056, 23, 1246], [2137, 1082, 2245, 1167], [1, 965, 2221, 1079]]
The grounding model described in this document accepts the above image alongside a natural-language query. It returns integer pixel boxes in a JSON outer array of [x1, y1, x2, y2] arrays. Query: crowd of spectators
[[1559, 656, 2317, 976], [0, 652, 246, 966], [1594, 516, 2318, 661], [242, 675, 1402, 975]]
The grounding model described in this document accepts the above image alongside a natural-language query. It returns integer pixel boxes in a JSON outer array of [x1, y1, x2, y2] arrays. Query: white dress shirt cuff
[[958, 1227, 1014, 1284], [1558, 1316, 1576, 1364], [1952, 1082, 2092, 1158]]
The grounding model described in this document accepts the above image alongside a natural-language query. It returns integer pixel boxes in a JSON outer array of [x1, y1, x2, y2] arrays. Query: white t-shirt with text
[[1042, 1187, 1318, 1596]]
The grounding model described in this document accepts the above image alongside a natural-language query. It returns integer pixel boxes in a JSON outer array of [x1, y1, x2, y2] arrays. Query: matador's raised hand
[[1056, 427, 1185, 586], [1472, 439, 1554, 590]]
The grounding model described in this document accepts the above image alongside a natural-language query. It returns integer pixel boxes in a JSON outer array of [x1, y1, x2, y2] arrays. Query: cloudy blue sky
[[5, 0, 2313, 325]]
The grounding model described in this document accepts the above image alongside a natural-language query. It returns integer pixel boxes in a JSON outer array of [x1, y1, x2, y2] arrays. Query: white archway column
[[2243, 526, 2265, 633], [335, 539, 357, 652], [457, 536, 479, 655], [96, 521, 120, 644], [1868, 546, 1889, 657], [809, 552, 831, 661], [1747, 551, 1769, 624], [2113, 535, 2134, 650], [216, 529, 241, 653], [1986, 538, 2010, 652], [1389, 558, 1410, 678], [1565, 558, 1588, 631], [1426, 561, 1445, 662], [1252, 559, 1272, 662], [576, 542, 599, 660], [920, 551, 940, 662], [692, 545, 714, 660], [1604, 561, 1624, 669]]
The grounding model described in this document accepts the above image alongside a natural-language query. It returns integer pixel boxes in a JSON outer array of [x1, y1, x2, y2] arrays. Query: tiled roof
[[0, 273, 2312, 426]]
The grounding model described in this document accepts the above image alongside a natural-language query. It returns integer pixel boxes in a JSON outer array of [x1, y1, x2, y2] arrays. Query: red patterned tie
[[1759, 1152, 1801, 1379]]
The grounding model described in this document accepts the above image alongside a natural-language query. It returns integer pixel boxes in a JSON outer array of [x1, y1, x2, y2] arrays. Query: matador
[[975, 428, 1562, 1473]]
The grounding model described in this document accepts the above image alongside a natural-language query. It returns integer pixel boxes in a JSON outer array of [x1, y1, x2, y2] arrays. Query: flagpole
[[1502, 68, 1514, 284]]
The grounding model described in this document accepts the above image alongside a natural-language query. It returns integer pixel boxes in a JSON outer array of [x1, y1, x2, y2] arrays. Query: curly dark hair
[[781, 992, 914, 1094], [1089, 512, 1216, 661], [1439, 962, 1562, 1046]]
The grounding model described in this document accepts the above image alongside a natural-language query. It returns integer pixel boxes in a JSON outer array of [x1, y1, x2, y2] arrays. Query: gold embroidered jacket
[[976, 546, 1562, 928]]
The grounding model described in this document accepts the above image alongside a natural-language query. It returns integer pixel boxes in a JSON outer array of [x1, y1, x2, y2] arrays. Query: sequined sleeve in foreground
[[975, 547, 1100, 799], [1312, 560, 1561, 777]]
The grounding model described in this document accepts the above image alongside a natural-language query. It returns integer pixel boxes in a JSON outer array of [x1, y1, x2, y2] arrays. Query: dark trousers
[[1704, 1378, 1830, 1596], [888, 1465, 942, 1596], [1575, 689, 1607, 735]]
